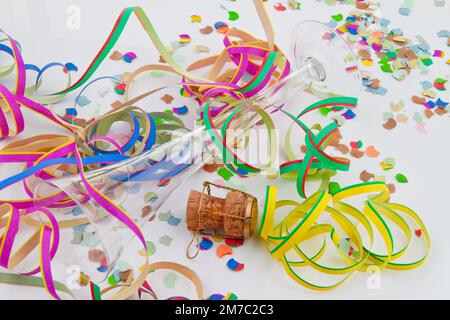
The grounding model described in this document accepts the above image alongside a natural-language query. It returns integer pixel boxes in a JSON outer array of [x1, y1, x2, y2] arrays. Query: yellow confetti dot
[[380, 162, 394, 170], [191, 15, 202, 23], [195, 45, 210, 53], [361, 59, 374, 67]]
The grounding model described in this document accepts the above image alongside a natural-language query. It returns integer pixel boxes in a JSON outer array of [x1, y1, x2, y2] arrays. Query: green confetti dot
[[380, 63, 393, 73], [144, 191, 158, 203], [107, 274, 119, 286], [395, 173, 408, 183], [163, 272, 178, 289], [218, 167, 234, 181], [319, 107, 332, 116], [328, 182, 341, 194], [435, 77, 448, 84], [331, 13, 343, 22], [225, 293, 238, 300], [228, 11, 239, 21], [413, 112, 424, 123], [159, 235, 173, 247], [146, 240, 156, 256], [421, 58, 433, 67], [384, 157, 396, 166], [158, 211, 172, 221], [385, 51, 397, 59]]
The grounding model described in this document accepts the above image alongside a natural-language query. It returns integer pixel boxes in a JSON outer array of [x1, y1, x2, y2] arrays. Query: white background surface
[[0, 0, 449, 299]]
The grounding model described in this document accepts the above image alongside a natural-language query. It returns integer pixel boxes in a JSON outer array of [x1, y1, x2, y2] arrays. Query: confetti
[[159, 235, 173, 247], [109, 50, 123, 61], [168, 215, 181, 226], [350, 141, 363, 149], [328, 182, 340, 194], [228, 11, 239, 21], [218, 167, 234, 181], [387, 183, 396, 193], [88, 249, 106, 263], [384, 157, 396, 166], [434, 78, 448, 91], [288, 0, 302, 10], [200, 26, 214, 35], [107, 272, 120, 286], [227, 258, 244, 271], [383, 118, 397, 130], [191, 15, 202, 23], [179, 34, 191, 44], [365, 146, 380, 158], [172, 105, 188, 115], [435, 107, 448, 115], [164, 272, 178, 289], [380, 162, 394, 171], [395, 173, 409, 184], [225, 238, 244, 247], [422, 89, 437, 99], [424, 109, 434, 119], [350, 148, 364, 159], [331, 13, 343, 22], [65, 108, 77, 116], [97, 265, 109, 273], [330, 7, 436, 83], [436, 98, 449, 109], [64, 62, 78, 72], [413, 112, 424, 123], [144, 191, 158, 203], [81, 232, 101, 247], [412, 95, 426, 105], [160, 94, 174, 104], [225, 293, 238, 300], [195, 45, 210, 53], [114, 83, 126, 95], [398, 7, 411, 16], [141, 205, 153, 218], [396, 114, 408, 123], [139, 240, 156, 257], [273, 3, 286, 11], [158, 178, 171, 186], [415, 122, 428, 135], [433, 50, 444, 58], [216, 244, 233, 258], [390, 101, 405, 112], [78, 273, 90, 287], [158, 211, 172, 221], [334, 144, 350, 154], [342, 109, 356, 120], [437, 29, 450, 38], [360, 170, 375, 182], [214, 21, 229, 34], [199, 237, 213, 251], [122, 52, 137, 63], [71, 231, 83, 245], [76, 95, 91, 107]]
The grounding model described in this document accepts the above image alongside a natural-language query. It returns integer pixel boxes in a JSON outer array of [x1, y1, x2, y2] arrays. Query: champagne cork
[[186, 182, 258, 238]]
